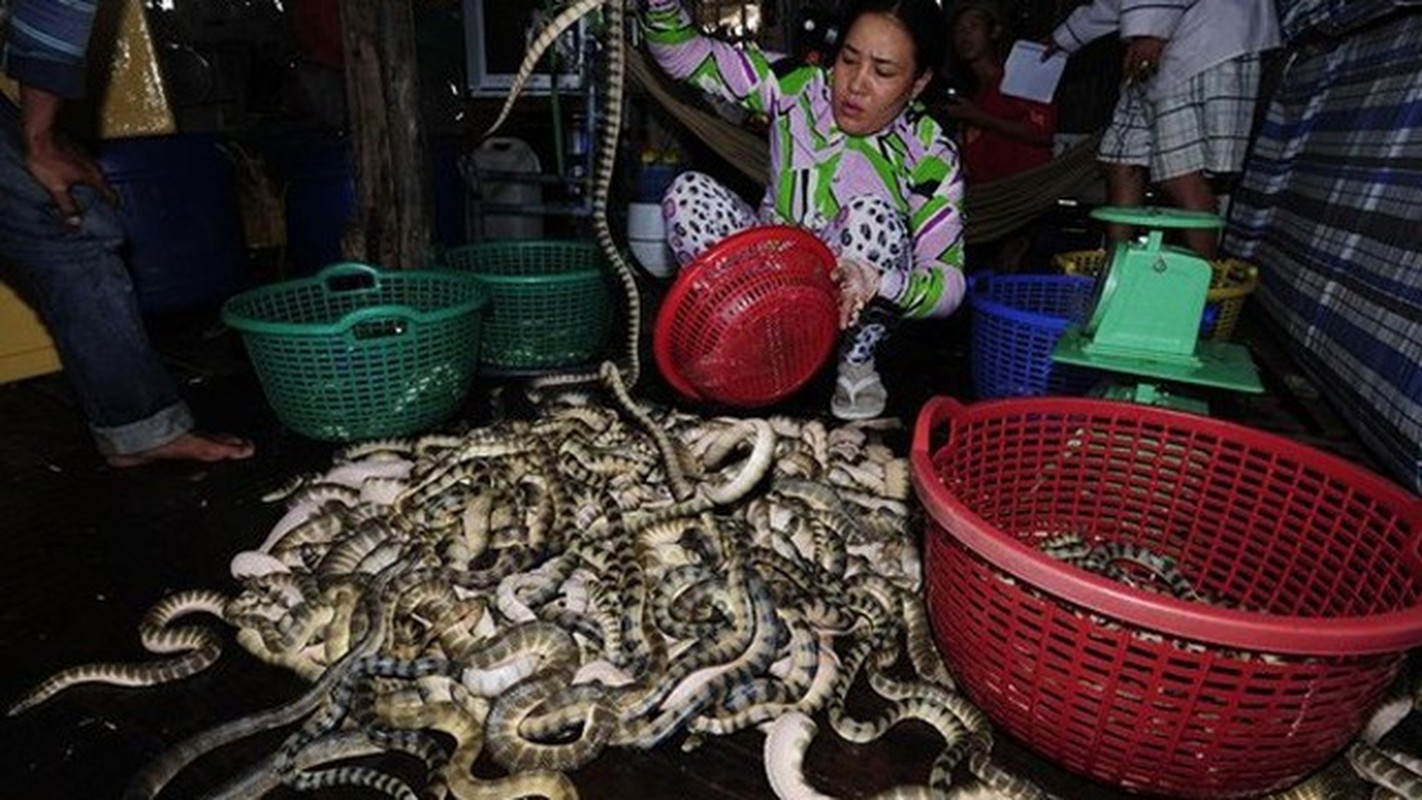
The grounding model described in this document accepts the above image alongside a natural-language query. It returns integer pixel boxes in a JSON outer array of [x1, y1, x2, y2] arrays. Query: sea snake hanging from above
[[483, 0, 643, 391]]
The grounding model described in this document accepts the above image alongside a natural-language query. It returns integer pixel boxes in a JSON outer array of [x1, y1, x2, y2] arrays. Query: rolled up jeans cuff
[[92, 402, 194, 458]]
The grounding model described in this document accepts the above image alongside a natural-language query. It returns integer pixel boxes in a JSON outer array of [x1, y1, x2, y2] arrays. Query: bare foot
[[106, 432, 256, 468]]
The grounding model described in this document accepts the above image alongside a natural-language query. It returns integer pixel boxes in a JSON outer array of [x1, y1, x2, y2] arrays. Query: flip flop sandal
[[831, 362, 887, 421]]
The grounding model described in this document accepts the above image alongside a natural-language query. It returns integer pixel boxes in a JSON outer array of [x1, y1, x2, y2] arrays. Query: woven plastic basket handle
[[308, 262, 441, 345], [331, 305, 433, 346], [316, 261, 386, 294], [910, 395, 964, 477]]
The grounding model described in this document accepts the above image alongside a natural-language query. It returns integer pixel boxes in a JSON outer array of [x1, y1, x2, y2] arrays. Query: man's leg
[[0, 99, 252, 465], [1098, 82, 1154, 245], [1157, 170, 1219, 257], [1103, 162, 1148, 245], [1149, 54, 1263, 259]]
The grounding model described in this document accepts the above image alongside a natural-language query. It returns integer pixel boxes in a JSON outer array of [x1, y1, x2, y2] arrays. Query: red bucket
[[910, 396, 1422, 797], [653, 225, 838, 408]]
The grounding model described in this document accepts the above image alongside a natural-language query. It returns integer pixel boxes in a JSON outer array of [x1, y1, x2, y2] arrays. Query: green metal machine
[[1052, 206, 1263, 414]]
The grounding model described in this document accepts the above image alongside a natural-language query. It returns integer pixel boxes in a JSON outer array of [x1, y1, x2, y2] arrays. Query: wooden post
[[339, 0, 432, 269]]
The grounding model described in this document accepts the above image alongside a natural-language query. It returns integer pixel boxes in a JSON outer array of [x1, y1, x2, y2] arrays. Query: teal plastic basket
[[221, 262, 489, 441], [432, 240, 612, 371]]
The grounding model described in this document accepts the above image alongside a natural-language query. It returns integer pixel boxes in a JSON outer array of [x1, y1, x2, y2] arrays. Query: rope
[[627, 49, 771, 181], [627, 49, 1104, 245]]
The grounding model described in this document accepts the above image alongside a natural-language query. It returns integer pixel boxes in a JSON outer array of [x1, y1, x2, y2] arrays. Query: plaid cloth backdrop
[[1224, 2, 1422, 491]]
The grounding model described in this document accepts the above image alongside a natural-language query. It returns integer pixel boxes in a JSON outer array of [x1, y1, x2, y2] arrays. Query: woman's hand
[[831, 258, 881, 329]]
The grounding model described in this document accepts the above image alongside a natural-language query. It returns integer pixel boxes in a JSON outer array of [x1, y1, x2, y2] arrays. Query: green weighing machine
[[1052, 207, 1263, 415]]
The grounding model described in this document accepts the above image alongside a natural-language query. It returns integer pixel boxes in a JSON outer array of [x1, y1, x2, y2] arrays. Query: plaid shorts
[[1099, 54, 1263, 181]]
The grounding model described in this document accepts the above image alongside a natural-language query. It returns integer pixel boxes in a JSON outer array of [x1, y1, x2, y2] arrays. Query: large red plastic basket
[[653, 225, 838, 408], [910, 396, 1422, 798]]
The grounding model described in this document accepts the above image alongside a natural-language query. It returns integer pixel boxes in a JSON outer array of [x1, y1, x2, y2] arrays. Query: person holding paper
[[1044, 0, 1280, 257], [943, 0, 1057, 271], [946, 0, 1057, 185]]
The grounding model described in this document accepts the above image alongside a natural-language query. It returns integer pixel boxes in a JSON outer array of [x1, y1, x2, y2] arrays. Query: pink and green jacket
[[642, 0, 966, 318]]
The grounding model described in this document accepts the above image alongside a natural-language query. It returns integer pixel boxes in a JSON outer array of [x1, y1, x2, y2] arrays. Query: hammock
[[628, 49, 1103, 245]]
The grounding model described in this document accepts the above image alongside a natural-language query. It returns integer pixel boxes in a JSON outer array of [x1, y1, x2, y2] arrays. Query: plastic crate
[[222, 262, 488, 441], [969, 274, 1102, 399], [1054, 249, 1258, 341], [433, 240, 611, 371], [911, 396, 1422, 798]]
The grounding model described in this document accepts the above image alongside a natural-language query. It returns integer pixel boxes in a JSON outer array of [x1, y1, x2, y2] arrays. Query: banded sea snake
[[484, 0, 643, 391]]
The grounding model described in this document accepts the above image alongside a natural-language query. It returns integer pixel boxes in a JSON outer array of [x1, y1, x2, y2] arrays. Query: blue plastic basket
[[969, 274, 1104, 399]]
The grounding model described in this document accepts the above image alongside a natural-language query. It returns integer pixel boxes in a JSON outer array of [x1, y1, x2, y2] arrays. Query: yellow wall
[[0, 285, 60, 384]]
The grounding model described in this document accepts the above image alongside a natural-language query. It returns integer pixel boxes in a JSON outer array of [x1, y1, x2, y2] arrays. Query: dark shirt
[[3, 0, 99, 99]]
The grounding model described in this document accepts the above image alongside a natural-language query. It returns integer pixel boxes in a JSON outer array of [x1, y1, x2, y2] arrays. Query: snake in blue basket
[[484, 0, 642, 392]]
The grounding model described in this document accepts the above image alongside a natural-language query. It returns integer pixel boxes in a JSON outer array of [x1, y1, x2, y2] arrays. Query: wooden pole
[[339, 0, 432, 269]]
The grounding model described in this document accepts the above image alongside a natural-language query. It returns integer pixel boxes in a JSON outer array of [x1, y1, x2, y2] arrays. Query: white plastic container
[[627, 201, 675, 278], [468, 137, 544, 240]]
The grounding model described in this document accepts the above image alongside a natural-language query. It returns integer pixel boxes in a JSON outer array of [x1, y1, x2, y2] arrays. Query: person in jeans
[[1, 1, 254, 466], [644, 0, 967, 420]]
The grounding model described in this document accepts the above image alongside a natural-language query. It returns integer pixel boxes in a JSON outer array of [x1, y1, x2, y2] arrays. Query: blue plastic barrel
[[95, 134, 249, 314], [260, 131, 356, 276], [637, 164, 679, 203], [261, 132, 467, 270]]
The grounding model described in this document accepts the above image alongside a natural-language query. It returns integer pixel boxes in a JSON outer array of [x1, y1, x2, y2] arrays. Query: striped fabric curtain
[[1222, 5, 1422, 492]]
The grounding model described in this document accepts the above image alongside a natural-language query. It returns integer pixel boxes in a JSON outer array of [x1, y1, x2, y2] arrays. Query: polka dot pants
[[662, 171, 912, 366]]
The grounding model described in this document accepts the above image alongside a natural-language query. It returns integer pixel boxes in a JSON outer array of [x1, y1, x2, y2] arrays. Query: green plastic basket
[[221, 262, 489, 441], [433, 240, 612, 371]]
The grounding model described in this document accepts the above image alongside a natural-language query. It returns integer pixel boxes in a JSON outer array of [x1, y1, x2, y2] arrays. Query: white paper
[[1001, 40, 1067, 104]]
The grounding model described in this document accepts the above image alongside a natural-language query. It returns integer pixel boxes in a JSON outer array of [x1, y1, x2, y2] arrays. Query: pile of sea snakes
[[11, 368, 1054, 799], [12, 370, 1415, 799]]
